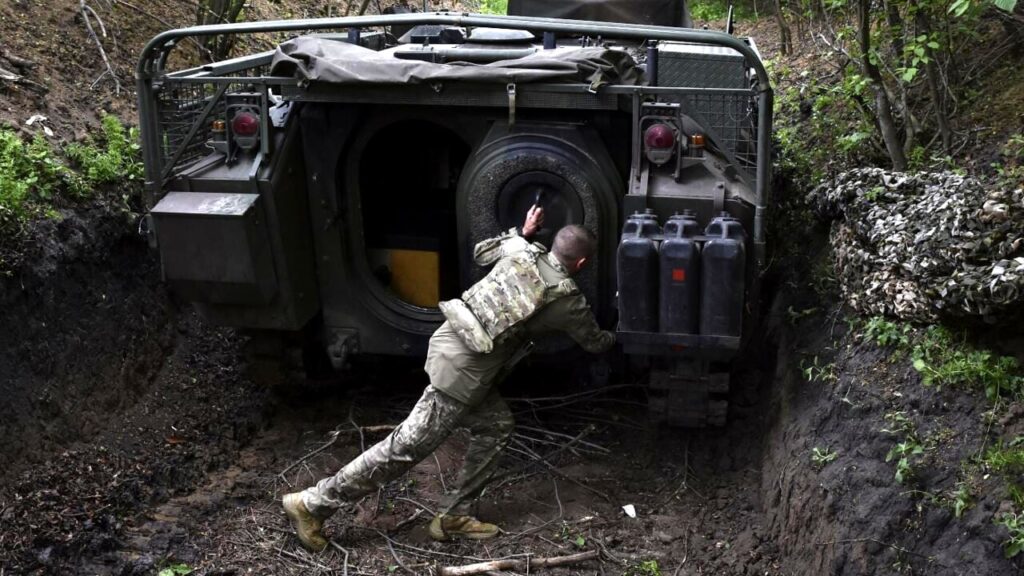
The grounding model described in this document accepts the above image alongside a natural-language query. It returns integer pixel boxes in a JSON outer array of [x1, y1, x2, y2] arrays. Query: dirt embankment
[[0, 203, 172, 483]]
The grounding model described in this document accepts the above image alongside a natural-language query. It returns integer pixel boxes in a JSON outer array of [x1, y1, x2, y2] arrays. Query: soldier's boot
[[282, 492, 328, 552], [428, 514, 500, 541]]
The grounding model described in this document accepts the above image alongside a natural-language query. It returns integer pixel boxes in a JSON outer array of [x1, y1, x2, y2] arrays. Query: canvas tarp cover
[[270, 36, 641, 90]]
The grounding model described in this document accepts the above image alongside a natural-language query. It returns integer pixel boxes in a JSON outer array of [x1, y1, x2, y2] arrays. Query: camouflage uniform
[[301, 228, 614, 519]]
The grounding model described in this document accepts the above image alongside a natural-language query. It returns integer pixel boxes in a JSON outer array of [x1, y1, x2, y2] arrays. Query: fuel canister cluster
[[617, 209, 747, 338]]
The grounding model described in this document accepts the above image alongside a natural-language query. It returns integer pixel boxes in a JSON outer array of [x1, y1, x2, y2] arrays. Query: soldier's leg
[[439, 389, 515, 515], [301, 385, 467, 518]]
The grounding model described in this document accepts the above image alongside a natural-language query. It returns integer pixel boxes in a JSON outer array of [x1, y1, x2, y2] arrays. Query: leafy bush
[[66, 114, 143, 185], [0, 115, 142, 238], [0, 131, 83, 227], [911, 327, 1024, 402], [477, 0, 507, 14], [863, 316, 912, 348]]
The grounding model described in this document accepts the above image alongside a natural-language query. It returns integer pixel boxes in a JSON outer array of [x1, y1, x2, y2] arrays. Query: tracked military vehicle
[[138, 1, 773, 427]]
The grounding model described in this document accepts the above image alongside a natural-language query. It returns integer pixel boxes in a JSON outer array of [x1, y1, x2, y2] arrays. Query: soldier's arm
[[472, 228, 525, 266], [534, 294, 615, 353], [473, 207, 544, 266]]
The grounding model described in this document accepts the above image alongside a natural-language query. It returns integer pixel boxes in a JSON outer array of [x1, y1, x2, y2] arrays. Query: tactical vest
[[439, 245, 578, 353]]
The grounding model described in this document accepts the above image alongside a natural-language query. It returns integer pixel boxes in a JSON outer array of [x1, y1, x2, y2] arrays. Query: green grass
[[982, 438, 1024, 476]]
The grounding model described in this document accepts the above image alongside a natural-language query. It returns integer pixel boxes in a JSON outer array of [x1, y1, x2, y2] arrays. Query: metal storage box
[[657, 42, 748, 89], [151, 192, 277, 304]]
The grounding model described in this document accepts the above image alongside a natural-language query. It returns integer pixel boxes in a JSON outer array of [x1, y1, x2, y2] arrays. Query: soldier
[[282, 206, 615, 551]]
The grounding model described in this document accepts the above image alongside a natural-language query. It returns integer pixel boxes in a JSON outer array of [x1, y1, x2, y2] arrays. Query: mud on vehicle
[[138, 1, 773, 427]]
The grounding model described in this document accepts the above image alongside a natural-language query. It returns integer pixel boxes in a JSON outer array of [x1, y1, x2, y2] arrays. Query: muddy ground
[[2, 201, 1022, 576]]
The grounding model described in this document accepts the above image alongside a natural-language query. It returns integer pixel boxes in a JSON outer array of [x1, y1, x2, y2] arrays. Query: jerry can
[[618, 210, 660, 332], [700, 212, 746, 338], [660, 210, 700, 334]]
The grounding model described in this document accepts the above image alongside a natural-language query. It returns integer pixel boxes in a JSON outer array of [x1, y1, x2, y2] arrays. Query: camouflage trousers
[[301, 385, 514, 519]]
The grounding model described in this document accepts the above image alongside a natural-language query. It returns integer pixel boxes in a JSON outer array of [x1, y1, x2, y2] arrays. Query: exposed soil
[[2, 2, 1024, 576]]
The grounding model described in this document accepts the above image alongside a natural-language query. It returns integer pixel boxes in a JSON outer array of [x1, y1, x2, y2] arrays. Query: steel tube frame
[[137, 12, 773, 244]]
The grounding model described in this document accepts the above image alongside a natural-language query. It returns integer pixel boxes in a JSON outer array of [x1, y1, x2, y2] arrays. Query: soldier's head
[[552, 225, 597, 276]]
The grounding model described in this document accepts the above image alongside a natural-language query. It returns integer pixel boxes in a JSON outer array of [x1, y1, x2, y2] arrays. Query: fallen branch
[[111, 0, 211, 60], [79, 0, 121, 94], [278, 424, 396, 479], [0, 46, 35, 70], [433, 550, 599, 576], [507, 435, 613, 503], [0, 65, 47, 94]]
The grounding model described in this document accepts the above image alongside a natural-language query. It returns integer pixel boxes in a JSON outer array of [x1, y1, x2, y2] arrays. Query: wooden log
[[436, 550, 600, 576]]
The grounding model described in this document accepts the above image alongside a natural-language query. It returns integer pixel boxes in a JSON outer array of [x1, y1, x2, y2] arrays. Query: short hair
[[552, 225, 597, 265]]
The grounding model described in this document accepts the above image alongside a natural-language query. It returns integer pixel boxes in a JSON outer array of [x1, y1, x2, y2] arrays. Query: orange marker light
[[692, 133, 705, 147], [212, 119, 226, 132]]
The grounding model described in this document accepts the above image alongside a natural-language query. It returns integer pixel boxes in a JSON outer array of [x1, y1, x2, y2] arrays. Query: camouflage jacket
[[429, 228, 614, 405]]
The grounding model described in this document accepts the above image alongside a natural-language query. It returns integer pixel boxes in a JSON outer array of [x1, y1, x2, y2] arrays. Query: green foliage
[[771, 59, 881, 189], [882, 411, 925, 485], [911, 327, 1024, 402], [477, 0, 508, 15], [802, 356, 837, 384], [66, 114, 143, 185], [624, 560, 662, 576], [690, 0, 740, 21], [950, 481, 972, 518], [158, 564, 192, 576], [950, 0, 1017, 16], [996, 511, 1024, 558], [982, 438, 1024, 476], [811, 446, 839, 467], [0, 131, 82, 229], [557, 521, 587, 549], [863, 317, 911, 348], [0, 115, 142, 246]]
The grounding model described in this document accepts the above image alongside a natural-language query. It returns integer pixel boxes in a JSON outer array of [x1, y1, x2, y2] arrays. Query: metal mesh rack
[[156, 64, 272, 177], [680, 90, 758, 171]]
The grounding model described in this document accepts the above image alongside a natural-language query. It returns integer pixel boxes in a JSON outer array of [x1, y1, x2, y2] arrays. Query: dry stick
[[279, 425, 396, 479], [506, 441, 612, 503], [433, 453, 448, 493], [824, 538, 943, 565], [111, 0, 211, 60], [79, 0, 121, 94], [435, 549, 600, 576], [514, 432, 605, 457], [349, 405, 367, 453], [516, 425, 610, 453], [393, 508, 425, 532], [0, 46, 35, 69], [383, 533, 417, 575], [506, 478, 562, 541], [366, 528, 529, 563]]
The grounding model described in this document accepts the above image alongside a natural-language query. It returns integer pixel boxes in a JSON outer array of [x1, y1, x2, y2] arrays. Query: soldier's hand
[[523, 205, 545, 238]]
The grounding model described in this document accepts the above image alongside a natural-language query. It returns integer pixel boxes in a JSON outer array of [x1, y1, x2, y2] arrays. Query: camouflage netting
[[808, 168, 1024, 323]]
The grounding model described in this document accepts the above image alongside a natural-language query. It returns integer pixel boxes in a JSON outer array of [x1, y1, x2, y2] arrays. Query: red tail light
[[231, 112, 259, 137], [644, 123, 675, 149]]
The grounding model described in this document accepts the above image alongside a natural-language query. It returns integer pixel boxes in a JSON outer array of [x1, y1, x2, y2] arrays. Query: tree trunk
[[915, 7, 952, 154], [858, 0, 907, 171], [774, 0, 793, 55]]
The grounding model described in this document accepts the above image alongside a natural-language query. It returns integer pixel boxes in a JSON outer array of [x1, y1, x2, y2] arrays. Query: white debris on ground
[[808, 168, 1024, 323]]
